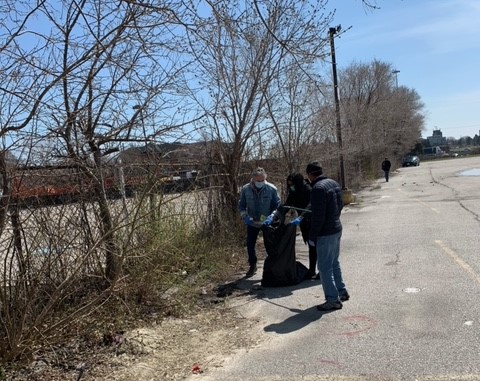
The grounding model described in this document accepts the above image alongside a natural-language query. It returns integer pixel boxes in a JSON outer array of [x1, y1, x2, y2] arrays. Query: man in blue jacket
[[306, 161, 349, 311], [238, 167, 281, 277]]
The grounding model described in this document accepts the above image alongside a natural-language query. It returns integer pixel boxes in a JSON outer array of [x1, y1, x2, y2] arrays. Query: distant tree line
[[445, 135, 480, 147]]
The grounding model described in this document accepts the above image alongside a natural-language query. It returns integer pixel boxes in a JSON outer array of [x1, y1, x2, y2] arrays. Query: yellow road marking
[[435, 240, 480, 285], [415, 199, 440, 214], [397, 189, 440, 214]]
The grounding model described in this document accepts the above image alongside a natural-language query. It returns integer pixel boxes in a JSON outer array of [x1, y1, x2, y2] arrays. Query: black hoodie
[[285, 173, 311, 210]]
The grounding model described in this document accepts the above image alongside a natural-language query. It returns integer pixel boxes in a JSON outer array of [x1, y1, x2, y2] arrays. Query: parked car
[[402, 155, 420, 167]]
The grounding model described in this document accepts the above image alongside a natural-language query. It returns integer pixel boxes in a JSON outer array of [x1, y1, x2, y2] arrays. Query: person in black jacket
[[306, 161, 349, 311], [285, 173, 317, 278], [381, 158, 392, 182]]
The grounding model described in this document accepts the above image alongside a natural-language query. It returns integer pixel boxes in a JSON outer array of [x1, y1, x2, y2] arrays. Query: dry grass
[[1, 189, 249, 380]]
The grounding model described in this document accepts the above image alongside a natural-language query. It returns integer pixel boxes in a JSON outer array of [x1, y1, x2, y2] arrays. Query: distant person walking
[[381, 158, 392, 182], [238, 167, 281, 278], [306, 161, 349, 311], [285, 173, 317, 278]]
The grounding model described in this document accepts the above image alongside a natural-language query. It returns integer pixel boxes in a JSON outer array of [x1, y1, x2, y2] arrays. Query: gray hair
[[253, 167, 267, 179]]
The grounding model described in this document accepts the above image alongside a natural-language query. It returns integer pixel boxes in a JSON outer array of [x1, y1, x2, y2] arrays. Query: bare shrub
[[0, 171, 241, 365]]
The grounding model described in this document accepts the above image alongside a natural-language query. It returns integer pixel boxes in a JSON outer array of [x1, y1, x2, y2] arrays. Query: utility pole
[[329, 25, 347, 190]]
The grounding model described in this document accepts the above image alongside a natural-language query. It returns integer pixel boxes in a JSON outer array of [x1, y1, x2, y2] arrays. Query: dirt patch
[[4, 278, 267, 381], [97, 306, 263, 380]]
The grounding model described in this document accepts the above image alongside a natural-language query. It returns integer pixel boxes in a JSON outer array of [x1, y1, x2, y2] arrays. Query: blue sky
[[324, 0, 480, 139]]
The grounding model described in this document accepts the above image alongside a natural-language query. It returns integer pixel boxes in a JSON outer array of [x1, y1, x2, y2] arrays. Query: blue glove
[[290, 217, 302, 226], [263, 215, 273, 226], [242, 215, 254, 226], [308, 239, 315, 247]]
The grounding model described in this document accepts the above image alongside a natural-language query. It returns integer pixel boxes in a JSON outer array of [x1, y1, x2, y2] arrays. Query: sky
[[324, 0, 480, 139]]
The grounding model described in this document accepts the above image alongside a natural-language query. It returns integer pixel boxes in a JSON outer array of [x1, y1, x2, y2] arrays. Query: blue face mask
[[254, 181, 265, 188]]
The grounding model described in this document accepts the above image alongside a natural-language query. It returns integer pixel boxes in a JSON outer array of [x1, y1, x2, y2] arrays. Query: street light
[[329, 25, 347, 190], [392, 69, 400, 88]]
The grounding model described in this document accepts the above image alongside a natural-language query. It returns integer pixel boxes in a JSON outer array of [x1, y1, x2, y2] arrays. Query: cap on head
[[253, 167, 267, 180], [306, 161, 323, 176]]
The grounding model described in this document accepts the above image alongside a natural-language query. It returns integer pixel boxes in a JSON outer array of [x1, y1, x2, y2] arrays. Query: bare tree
[[339, 60, 425, 182], [27, 0, 198, 281], [0, 0, 200, 361], [263, 60, 334, 173], [186, 0, 333, 220], [385, 87, 424, 156]]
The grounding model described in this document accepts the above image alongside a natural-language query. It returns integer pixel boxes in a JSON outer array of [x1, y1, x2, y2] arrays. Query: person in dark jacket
[[381, 158, 392, 182], [285, 173, 317, 278], [306, 161, 349, 311]]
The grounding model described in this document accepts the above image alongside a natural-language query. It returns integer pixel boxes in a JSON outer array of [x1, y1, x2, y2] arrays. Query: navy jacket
[[309, 175, 343, 241]]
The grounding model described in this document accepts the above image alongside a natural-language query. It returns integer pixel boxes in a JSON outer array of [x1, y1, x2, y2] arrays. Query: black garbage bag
[[261, 207, 309, 287]]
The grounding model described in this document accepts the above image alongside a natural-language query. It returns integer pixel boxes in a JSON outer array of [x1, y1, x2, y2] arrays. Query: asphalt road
[[189, 156, 480, 381]]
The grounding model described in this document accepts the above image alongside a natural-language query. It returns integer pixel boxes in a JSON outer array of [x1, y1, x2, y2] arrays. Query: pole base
[[341, 189, 355, 205]]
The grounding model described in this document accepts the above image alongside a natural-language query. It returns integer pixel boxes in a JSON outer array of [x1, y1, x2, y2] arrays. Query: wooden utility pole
[[329, 25, 346, 190]]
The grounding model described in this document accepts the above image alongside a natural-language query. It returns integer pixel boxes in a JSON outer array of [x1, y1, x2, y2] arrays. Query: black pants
[[308, 243, 317, 273]]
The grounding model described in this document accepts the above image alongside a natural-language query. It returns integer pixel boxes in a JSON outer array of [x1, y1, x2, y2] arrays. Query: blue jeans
[[315, 231, 347, 303], [246, 225, 261, 266], [384, 170, 389, 182]]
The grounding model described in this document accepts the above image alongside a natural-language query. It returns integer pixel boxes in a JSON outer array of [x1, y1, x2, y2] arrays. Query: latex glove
[[290, 217, 302, 226], [242, 215, 254, 226], [262, 215, 273, 226], [308, 239, 315, 247]]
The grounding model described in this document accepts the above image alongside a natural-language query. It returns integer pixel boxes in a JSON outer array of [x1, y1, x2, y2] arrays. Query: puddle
[[458, 168, 480, 176]]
